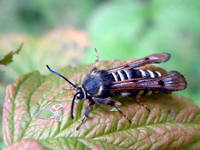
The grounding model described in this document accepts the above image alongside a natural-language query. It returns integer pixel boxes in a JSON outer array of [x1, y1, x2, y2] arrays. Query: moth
[[46, 53, 187, 129]]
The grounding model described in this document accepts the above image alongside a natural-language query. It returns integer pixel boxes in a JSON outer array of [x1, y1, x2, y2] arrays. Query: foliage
[[0, 0, 100, 34], [3, 62, 200, 150], [0, 43, 23, 66]]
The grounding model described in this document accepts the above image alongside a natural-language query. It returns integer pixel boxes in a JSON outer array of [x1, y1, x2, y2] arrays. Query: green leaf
[[3, 62, 200, 150], [0, 43, 23, 66]]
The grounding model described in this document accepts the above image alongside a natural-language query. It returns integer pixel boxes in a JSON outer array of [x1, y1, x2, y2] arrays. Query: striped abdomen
[[111, 68, 162, 82], [111, 68, 162, 97]]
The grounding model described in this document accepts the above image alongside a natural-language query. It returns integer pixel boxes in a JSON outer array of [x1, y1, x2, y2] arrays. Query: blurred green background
[[0, 0, 200, 148]]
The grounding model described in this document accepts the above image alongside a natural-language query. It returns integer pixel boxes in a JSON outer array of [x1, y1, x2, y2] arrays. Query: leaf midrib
[[33, 121, 200, 141]]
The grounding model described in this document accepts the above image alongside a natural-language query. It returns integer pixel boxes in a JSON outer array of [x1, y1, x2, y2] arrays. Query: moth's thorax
[[83, 70, 114, 97]]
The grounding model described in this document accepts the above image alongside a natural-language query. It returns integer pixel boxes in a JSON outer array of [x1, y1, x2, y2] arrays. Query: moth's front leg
[[76, 100, 95, 130]]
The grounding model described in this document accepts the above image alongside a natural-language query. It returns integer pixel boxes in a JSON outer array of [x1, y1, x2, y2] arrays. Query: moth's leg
[[76, 100, 95, 130], [94, 48, 100, 64], [90, 48, 100, 73], [135, 96, 150, 112], [90, 67, 98, 73], [93, 97, 131, 123]]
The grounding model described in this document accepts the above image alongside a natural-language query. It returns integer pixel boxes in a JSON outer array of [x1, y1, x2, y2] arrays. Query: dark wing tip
[[169, 71, 187, 90], [163, 71, 187, 91], [162, 53, 171, 62], [157, 53, 171, 62], [148, 53, 171, 63]]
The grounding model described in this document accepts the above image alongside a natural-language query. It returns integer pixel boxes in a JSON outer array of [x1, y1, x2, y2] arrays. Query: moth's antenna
[[46, 65, 77, 88]]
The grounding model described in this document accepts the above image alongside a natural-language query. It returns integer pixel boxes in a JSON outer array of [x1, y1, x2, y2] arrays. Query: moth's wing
[[108, 53, 170, 73], [110, 71, 187, 92]]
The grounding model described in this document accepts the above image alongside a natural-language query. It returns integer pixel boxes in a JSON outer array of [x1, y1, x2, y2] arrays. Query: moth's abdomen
[[111, 68, 163, 98], [137, 69, 162, 78], [111, 68, 162, 82]]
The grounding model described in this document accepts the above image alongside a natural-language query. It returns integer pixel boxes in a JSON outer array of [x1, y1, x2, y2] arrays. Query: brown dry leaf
[[0, 43, 23, 66]]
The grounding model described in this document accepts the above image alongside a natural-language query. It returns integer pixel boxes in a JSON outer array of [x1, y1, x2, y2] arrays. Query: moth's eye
[[76, 92, 84, 99], [77, 93, 81, 97]]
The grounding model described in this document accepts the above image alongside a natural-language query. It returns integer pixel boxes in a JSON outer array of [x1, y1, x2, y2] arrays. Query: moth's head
[[76, 87, 86, 99]]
